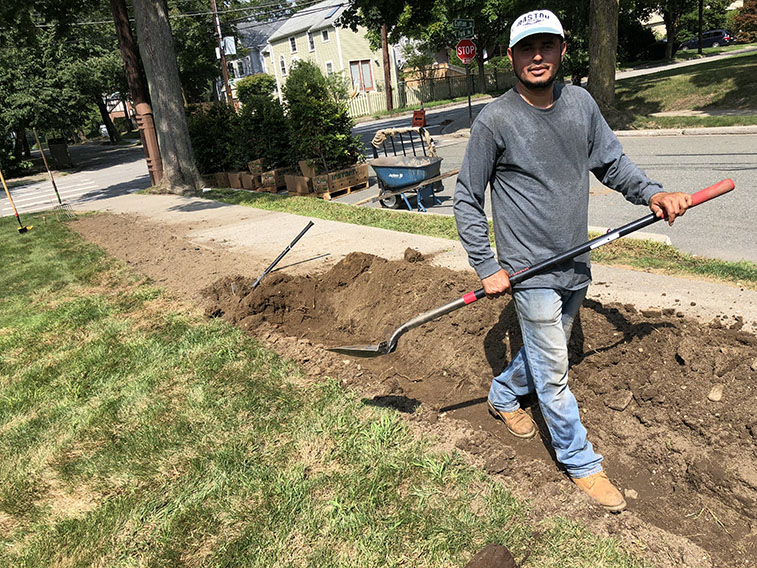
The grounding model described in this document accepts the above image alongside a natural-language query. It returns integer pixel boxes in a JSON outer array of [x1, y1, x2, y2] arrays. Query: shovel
[[328, 178, 735, 358]]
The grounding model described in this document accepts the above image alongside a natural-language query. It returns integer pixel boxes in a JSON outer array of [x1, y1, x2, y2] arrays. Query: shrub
[[237, 95, 291, 170], [236, 74, 277, 105], [283, 60, 362, 173], [186, 103, 243, 173], [733, 0, 757, 42]]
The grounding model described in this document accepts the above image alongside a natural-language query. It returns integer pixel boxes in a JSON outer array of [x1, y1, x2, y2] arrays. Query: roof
[[268, 1, 347, 42], [236, 20, 285, 49]]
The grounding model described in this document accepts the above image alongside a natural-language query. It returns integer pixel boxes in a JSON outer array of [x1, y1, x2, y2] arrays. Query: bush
[[237, 95, 291, 171], [186, 103, 243, 173], [283, 60, 362, 173], [236, 74, 277, 105], [733, 0, 757, 42]]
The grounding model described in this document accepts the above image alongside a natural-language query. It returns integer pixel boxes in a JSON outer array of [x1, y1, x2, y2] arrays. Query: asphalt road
[[339, 128, 757, 264], [1, 142, 150, 217]]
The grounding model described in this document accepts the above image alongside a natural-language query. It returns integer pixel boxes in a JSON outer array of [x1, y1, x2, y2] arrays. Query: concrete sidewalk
[[73, 192, 757, 332]]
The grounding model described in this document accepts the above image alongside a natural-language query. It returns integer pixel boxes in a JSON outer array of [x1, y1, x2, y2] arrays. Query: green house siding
[[269, 24, 397, 99]]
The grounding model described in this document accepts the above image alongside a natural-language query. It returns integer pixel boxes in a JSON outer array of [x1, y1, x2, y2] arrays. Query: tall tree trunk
[[95, 96, 121, 143], [21, 129, 31, 158], [381, 24, 393, 111], [476, 53, 486, 93], [587, 0, 619, 107], [132, 0, 199, 194], [663, 12, 678, 60], [111, 0, 163, 185]]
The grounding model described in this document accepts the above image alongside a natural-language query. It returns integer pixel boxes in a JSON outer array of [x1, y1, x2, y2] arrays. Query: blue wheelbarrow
[[355, 156, 459, 212]]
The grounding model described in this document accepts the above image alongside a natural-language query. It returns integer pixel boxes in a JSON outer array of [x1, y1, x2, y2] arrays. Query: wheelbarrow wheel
[[379, 194, 404, 209]]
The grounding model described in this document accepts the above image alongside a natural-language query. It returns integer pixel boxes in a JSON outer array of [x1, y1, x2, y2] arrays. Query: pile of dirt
[[204, 251, 757, 567], [70, 214, 757, 567]]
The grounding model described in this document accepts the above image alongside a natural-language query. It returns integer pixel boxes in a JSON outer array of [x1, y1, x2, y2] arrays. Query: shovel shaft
[[252, 220, 314, 289], [383, 179, 734, 352]]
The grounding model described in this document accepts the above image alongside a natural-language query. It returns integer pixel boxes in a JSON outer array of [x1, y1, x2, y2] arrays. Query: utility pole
[[110, 0, 163, 185], [381, 24, 393, 111], [211, 0, 234, 103]]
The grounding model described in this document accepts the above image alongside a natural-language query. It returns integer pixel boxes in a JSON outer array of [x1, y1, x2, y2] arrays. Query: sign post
[[456, 39, 477, 128]]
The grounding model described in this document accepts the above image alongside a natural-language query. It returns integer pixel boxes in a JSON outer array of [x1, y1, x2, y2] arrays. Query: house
[[230, 20, 284, 79], [223, 20, 284, 99], [265, 0, 400, 102]]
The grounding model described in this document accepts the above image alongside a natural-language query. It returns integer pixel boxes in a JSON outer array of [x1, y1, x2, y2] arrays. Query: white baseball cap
[[508, 9, 564, 48]]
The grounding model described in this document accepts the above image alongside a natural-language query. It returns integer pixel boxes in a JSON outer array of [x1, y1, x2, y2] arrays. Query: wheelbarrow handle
[[388, 178, 735, 345]]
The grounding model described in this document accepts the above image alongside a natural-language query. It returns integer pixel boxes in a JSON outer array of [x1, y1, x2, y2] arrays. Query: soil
[[71, 213, 757, 568]]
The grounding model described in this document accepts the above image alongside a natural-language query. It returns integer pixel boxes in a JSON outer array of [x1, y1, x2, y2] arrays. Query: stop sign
[[456, 39, 476, 64]]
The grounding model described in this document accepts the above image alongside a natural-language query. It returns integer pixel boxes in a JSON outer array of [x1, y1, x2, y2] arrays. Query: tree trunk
[[95, 96, 121, 143], [587, 0, 619, 107], [664, 13, 677, 60], [122, 99, 133, 132], [132, 0, 199, 194], [381, 24, 393, 111], [111, 0, 163, 185], [477, 53, 486, 92]]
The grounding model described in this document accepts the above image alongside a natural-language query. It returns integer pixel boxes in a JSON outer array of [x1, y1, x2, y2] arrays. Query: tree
[[283, 61, 361, 172], [652, 0, 697, 58], [133, 0, 200, 194], [733, 0, 757, 42], [340, 0, 436, 110], [587, 0, 620, 106]]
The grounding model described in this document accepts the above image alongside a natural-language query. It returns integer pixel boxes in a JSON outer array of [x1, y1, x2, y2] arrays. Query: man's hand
[[649, 192, 693, 225], [482, 269, 511, 298]]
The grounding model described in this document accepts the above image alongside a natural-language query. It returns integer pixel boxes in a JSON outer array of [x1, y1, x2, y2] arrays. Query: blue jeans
[[488, 286, 603, 479]]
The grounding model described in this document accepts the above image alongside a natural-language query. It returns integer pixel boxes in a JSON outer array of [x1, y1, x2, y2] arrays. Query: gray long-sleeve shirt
[[453, 83, 663, 290]]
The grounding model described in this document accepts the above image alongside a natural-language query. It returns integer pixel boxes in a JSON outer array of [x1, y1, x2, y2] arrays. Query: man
[[453, 9, 691, 512]]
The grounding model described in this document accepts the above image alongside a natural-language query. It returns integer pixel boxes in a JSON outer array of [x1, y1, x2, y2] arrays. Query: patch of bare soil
[[71, 214, 757, 568]]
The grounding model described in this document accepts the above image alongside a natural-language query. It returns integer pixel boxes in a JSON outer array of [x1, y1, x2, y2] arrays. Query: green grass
[[615, 51, 757, 128], [0, 214, 650, 566], [201, 189, 757, 290]]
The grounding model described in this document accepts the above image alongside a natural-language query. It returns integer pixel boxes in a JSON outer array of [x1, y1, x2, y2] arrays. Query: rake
[[32, 128, 75, 220]]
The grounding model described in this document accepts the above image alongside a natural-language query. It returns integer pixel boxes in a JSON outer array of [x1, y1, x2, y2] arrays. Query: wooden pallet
[[315, 180, 370, 201]]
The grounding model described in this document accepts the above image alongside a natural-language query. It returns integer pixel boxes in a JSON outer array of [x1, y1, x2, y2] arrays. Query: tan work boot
[[487, 400, 537, 439], [572, 471, 627, 512]]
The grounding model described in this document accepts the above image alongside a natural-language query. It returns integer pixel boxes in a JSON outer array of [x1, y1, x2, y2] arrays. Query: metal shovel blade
[[327, 341, 391, 358]]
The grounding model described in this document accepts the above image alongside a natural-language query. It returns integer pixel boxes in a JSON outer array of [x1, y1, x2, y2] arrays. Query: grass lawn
[[0, 215, 649, 566], [198, 189, 757, 291], [614, 51, 757, 128]]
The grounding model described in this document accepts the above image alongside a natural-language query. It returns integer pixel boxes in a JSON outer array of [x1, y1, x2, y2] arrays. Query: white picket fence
[[345, 69, 516, 118]]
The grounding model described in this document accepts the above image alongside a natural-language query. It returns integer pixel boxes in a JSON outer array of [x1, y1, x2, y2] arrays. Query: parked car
[[679, 29, 737, 50]]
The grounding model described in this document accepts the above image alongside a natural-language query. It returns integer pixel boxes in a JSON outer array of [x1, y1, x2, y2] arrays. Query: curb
[[588, 226, 672, 246]]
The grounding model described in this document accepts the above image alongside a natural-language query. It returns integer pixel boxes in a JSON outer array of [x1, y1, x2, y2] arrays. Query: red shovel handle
[[690, 178, 734, 207]]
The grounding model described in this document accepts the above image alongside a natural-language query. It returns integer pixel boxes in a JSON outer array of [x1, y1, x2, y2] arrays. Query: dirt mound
[[204, 252, 757, 567]]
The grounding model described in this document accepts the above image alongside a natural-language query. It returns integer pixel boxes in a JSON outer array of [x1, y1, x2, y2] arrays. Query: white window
[[349, 59, 374, 91], [280, 55, 287, 76], [308, 32, 315, 51], [289, 37, 297, 53], [321, 29, 330, 42], [325, 61, 334, 75]]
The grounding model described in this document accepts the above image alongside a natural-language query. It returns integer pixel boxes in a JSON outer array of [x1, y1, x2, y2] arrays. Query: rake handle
[[388, 179, 734, 346]]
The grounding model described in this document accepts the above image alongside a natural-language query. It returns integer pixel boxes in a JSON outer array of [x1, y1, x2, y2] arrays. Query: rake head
[[17, 225, 33, 234], [53, 203, 76, 220]]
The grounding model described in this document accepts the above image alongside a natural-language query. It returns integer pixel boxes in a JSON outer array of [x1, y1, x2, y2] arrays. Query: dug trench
[[71, 214, 757, 567]]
